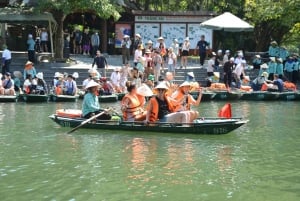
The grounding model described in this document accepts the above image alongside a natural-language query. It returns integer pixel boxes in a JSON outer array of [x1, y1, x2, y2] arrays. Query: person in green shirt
[[82, 80, 111, 120]]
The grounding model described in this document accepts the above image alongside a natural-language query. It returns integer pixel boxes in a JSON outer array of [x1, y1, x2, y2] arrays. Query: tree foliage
[[36, 0, 122, 58]]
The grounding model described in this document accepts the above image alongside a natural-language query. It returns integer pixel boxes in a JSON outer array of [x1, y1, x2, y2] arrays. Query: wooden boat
[[189, 91, 216, 101], [49, 111, 248, 135], [20, 94, 49, 102], [277, 91, 297, 101], [116, 92, 126, 100], [213, 91, 242, 101], [50, 94, 79, 102], [98, 94, 118, 103], [0, 95, 18, 102], [240, 91, 279, 101]]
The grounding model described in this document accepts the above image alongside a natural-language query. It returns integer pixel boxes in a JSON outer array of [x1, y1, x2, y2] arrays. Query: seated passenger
[[82, 80, 111, 120], [145, 82, 197, 124], [63, 74, 77, 95], [251, 72, 269, 91], [267, 74, 284, 92], [171, 81, 202, 112], [33, 72, 48, 95], [121, 81, 151, 121], [1, 72, 15, 95], [99, 77, 114, 95]]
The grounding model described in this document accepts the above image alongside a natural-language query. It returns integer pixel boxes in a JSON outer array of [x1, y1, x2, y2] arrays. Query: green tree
[[36, 0, 121, 58], [245, 0, 300, 51]]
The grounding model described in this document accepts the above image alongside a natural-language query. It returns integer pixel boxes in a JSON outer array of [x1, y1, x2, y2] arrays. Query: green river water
[[0, 101, 299, 201]]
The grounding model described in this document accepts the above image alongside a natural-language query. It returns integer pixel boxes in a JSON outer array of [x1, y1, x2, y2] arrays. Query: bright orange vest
[[148, 95, 176, 122], [122, 94, 144, 121]]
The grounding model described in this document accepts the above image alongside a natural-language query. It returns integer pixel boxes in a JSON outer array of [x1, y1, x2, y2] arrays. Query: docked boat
[[98, 94, 118, 102], [212, 91, 242, 101], [277, 91, 297, 101], [0, 95, 18, 102], [189, 91, 216, 101], [240, 91, 279, 101], [50, 94, 79, 102], [49, 110, 248, 135], [116, 92, 126, 100], [20, 94, 49, 102]]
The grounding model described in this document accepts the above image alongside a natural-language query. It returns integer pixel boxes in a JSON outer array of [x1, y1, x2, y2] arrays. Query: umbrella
[[200, 12, 254, 32]]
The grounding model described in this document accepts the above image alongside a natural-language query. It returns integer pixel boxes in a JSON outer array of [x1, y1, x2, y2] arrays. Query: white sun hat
[[85, 80, 100, 90], [179, 81, 191, 88], [137, 83, 153, 96], [36, 72, 43, 79]]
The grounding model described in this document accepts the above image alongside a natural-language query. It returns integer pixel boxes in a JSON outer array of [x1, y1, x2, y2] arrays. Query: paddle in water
[[67, 109, 111, 134]]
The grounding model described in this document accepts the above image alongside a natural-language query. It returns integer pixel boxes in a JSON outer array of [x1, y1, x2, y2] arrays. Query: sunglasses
[[157, 89, 166, 92]]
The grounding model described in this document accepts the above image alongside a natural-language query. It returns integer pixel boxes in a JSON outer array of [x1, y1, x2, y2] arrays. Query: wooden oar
[[67, 109, 110, 134]]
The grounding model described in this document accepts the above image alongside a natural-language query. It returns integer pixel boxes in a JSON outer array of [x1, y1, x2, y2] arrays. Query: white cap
[[225, 50, 230, 53], [179, 81, 191, 88], [187, 72, 194, 78], [72, 72, 79, 79]]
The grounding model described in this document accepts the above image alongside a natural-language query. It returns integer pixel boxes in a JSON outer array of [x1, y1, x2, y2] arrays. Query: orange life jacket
[[218, 103, 232, 118], [55, 86, 62, 95], [171, 90, 193, 111], [147, 95, 176, 122], [283, 81, 296, 91], [121, 94, 144, 121]]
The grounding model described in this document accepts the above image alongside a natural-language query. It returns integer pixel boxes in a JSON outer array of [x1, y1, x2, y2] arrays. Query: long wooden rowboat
[[98, 94, 118, 103], [277, 91, 297, 101], [20, 94, 49, 102], [49, 114, 248, 135], [0, 95, 18, 102], [240, 91, 279, 101], [116, 92, 126, 100], [189, 91, 216, 101], [212, 91, 242, 101], [50, 94, 79, 102]]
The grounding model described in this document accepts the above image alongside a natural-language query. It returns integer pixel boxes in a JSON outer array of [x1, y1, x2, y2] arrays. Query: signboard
[[161, 23, 186, 48], [135, 23, 160, 45], [187, 24, 213, 48], [115, 23, 132, 48]]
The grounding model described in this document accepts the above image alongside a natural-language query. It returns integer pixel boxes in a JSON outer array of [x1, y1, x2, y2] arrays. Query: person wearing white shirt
[[2, 44, 11, 76], [133, 45, 143, 67], [207, 54, 216, 77], [110, 67, 121, 92], [40, 28, 49, 52], [121, 35, 131, 65], [180, 37, 190, 69], [233, 60, 246, 88]]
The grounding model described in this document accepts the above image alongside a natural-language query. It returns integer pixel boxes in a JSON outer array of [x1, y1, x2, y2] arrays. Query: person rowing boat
[[82, 80, 111, 120]]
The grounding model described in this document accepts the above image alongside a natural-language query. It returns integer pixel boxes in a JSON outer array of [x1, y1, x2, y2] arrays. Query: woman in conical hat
[[23, 61, 36, 80]]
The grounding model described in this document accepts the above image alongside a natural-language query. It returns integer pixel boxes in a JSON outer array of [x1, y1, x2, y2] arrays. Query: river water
[[0, 100, 299, 201]]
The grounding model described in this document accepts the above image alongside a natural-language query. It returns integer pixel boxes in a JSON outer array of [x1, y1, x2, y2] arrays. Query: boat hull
[[240, 91, 279, 101], [20, 94, 49, 102], [0, 95, 18, 102], [213, 91, 241, 101], [49, 115, 248, 135], [190, 91, 216, 101], [98, 94, 118, 103], [50, 94, 79, 102]]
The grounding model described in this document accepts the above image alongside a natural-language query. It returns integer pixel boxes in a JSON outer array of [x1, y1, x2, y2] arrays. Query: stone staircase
[[8, 52, 260, 88]]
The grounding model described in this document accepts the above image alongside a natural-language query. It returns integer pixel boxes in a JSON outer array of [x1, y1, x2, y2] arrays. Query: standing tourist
[[195, 35, 209, 67], [133, 45, 143, 67], [167, 47, 177, 76], [276, 58, 284, 79], [27, 34, 36, 62], [284, 56, 294, 82], [223, 50, 230, 64], [181, 37, 190, 69], [92, 50, 108, 77], [82, 29, 90, 56], [73, 28, 82, 54], [121, 35, 131, 65], [90, 31, 100, 57], [152, 50, 163, 82], [40, 28, 49, 52], [133, 34, 143, 55], [1, 44, 11, 76], [268, 57, 277, 80], [268, 41, 279, 58], [223, 57, 235, 89]]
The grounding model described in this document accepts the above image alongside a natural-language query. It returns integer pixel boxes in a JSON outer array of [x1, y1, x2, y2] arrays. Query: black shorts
[[182, 50, 189, 56], [75, 41, 81, 46]]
